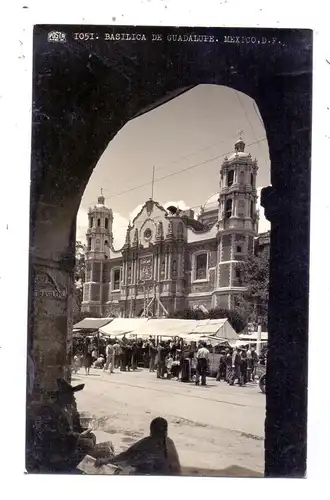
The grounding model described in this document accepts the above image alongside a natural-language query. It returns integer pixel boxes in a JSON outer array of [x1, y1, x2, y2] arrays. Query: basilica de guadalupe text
[[81, 138, 268, 318]]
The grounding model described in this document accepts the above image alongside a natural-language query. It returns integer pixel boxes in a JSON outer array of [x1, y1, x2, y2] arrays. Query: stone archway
[[29, 26, 312, 477]]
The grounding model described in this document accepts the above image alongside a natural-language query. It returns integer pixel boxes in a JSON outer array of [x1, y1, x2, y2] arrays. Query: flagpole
[[151, 166, 155, 200]]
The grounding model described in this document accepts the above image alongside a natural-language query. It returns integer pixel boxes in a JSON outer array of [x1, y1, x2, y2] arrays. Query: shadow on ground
[[181, 465, 263, 477]]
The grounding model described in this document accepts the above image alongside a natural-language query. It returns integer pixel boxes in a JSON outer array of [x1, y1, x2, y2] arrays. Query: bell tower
[[215, 137, 259, 310], [81, 190, 114, 316]]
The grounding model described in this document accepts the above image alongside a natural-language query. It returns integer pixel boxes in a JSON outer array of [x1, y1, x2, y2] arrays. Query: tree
[[237, 254, 269, 329], [73, 241, 86, 322], [170, 309, 207, 321], [170, 306, 247, 333], [208, 307, 247, 333]]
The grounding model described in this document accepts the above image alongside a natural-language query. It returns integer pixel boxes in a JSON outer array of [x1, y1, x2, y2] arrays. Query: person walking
[[196, 342, 210, 386], [246, 349, 253, 382], [104, 341, 115, 374], [251, 347, 259, 381], [156, 342, 166, 379], [216, 351, 226, 382], [113, 340, 121, 369], [83, 348, 93, 375], [149, 341, 157, 372], [240, 349, 248, 386], [131, 342, 138, 371], [230, 348, 242, 386], [225, 349, 233, 383]]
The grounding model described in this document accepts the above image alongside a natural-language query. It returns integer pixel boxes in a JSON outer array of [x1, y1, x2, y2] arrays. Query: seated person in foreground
[[94, 354, 105, 369], [27, 378, 114, 473], [95, 417, 181, 475]]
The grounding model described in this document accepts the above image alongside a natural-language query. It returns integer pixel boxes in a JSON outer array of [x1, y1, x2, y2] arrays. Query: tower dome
[[96, 188, 105, 207], [97, 194, 105, 205], [227, 137, 251, 162], [234, 137, 245, 153], [202, 193, 219, 214]]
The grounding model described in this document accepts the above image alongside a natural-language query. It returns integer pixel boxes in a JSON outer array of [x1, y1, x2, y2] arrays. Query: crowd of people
[[72, 336, 264, 388]]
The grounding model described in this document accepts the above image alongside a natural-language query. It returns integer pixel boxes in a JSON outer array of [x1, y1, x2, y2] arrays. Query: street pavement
[[74, 367, 265, 476]]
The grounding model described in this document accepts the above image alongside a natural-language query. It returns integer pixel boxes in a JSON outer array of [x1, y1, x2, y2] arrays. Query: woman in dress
[[83, 348, 93, 375]]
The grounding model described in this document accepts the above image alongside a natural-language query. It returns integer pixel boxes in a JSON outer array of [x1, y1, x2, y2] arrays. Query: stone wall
[[221, 234, 232, 261], [219, 263, 230, 287]]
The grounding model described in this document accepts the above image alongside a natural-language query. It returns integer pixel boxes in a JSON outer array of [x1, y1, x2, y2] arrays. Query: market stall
[[99, 318, 149, 338]]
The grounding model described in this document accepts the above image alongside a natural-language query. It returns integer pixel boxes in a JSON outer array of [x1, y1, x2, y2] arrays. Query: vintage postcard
[[26, 25, 312, 477]]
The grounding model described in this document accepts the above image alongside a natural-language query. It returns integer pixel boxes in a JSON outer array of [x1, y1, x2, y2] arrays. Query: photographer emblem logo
[[48, 31, 66, 43]]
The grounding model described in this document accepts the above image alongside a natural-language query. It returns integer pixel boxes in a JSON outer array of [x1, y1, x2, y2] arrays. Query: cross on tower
[[238, 130, 244, 140], [100, 187, 103, 196]]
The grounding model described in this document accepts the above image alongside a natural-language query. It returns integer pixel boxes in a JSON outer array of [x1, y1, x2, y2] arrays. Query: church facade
[[81, 138, 262, 318]]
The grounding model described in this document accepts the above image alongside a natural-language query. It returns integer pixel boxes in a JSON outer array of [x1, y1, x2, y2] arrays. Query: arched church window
[[90, 217, 93, 228], [250, 173, 254, 186], [113, 269, 121, 290], [104, 240, 108, 246], [237, 245, 242, 253], [196, 253, 207, 280], [228, 170, 234, 186], [225, 199, 232, 218], [172, 260, 177, 277], [88, 237, 92, 251], [250, 201, 254, 217], [105, 217, 109, 229], [97, 218, 101, 227]]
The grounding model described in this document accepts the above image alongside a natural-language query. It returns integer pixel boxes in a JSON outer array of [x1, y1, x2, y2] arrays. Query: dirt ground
[[74, 367, 265, 477]]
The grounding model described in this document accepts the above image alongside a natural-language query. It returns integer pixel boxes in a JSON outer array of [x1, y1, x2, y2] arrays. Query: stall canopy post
[[256, 325, 262, 356]]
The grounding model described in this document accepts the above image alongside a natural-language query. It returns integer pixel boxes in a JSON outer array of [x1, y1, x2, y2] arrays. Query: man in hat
[[95, 417, 181, 475], [28, 379, 100, 472]]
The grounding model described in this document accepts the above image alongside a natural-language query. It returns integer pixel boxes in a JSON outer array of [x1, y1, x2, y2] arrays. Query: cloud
[[256, 187, 270, 234], [162, 199, 190, 211], [76, 208, 88, 242]]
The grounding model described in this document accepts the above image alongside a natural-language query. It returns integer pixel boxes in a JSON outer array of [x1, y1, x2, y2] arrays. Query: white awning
[[239, 332, 268, 341], [131, 319, 197, 338], [73, 318, 113, 330], [99, 318, 149, 336], [192, 319, 238, 340], [118, 318, 239, 340]]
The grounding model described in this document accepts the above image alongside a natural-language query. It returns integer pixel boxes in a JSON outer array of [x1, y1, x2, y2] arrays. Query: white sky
[[77, 84, 271, 247]]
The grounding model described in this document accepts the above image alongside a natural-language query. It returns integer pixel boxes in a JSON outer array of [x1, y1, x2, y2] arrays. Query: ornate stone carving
[[132, 228, 139, 247], [139, 256, 153, 281], [166, 221, 174, 240], [145, 199, 154, 216], [160, 260, 165, 279], [124, 224, 131, 247], [177, 222, 184, 239], [156, 221, 164, 241]]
